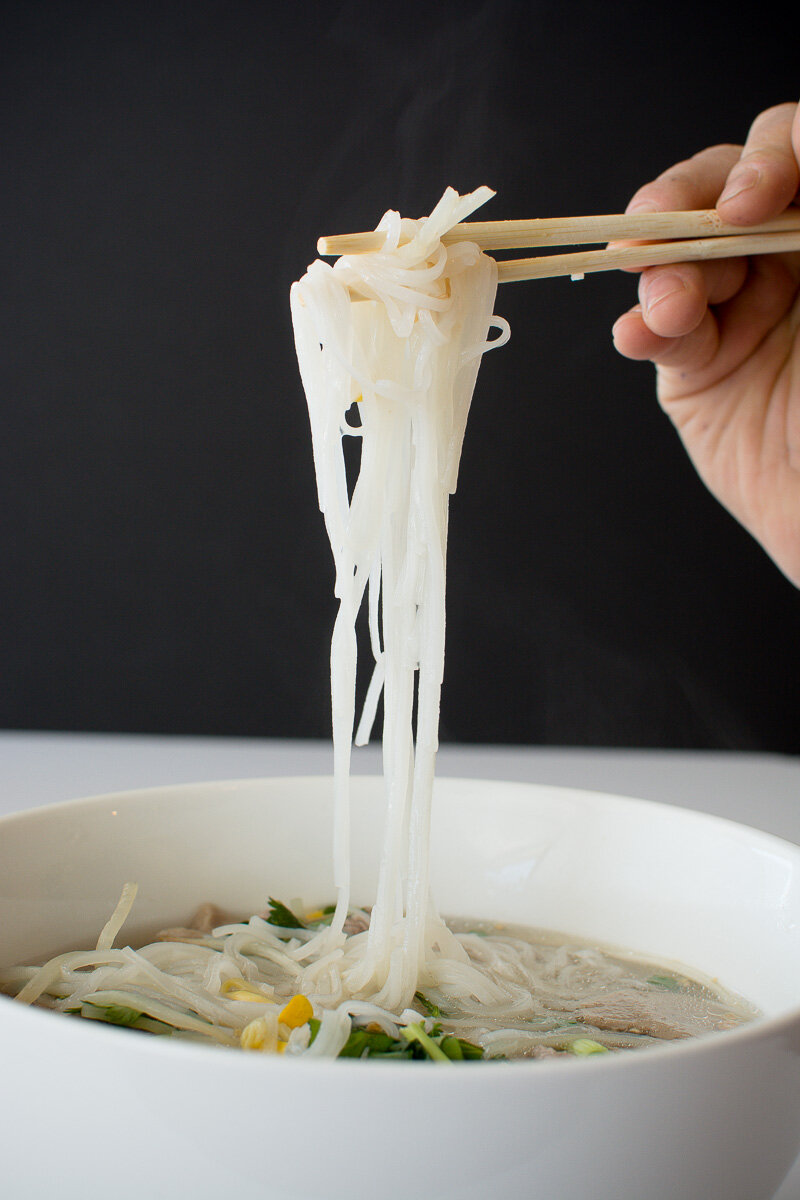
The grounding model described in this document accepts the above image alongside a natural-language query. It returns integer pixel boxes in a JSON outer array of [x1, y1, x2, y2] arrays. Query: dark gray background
[[1, 0, 797, 749]]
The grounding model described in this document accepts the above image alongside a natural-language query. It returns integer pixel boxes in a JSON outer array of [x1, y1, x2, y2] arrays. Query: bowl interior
[[1, 775, 799, 1016]]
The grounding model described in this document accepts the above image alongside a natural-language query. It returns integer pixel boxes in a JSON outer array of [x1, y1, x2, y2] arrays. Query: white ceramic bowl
[[1, 776, 799, 1200]]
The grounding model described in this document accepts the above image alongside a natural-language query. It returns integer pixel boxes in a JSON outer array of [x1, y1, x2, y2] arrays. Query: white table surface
[[2, 731, 799, 1198]]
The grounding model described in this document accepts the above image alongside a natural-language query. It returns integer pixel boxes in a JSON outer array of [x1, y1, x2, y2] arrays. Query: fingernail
[[718, 165, 761, 205], [641, 273, 685, 316], [612, 306, 641, 332]]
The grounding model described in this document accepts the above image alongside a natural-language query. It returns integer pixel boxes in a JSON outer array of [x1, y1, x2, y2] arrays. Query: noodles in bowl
[[0, 872, 758, 1062]]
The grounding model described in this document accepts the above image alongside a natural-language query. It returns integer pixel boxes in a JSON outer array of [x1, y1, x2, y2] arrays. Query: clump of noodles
[[290, 186, 509, 1013], [0, 900, 757, 1060]]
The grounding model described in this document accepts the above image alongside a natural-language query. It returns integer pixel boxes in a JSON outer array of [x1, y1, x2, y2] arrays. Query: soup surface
[[437, 917, 758, 1059], [0, 897, 758, 1061]]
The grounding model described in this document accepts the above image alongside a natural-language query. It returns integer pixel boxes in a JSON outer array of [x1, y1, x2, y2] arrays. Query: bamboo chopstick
[[497, 229, 800, 282], [317, 209, 800, 257]]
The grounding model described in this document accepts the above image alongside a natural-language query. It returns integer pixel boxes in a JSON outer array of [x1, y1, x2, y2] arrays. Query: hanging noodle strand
[[290, 186, 509, 1010]]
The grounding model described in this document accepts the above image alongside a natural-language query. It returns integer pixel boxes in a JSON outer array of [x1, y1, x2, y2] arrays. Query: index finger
[[717, 102, 800, 225], [624, 143, 742, 217], [610, 144, 743, 274]]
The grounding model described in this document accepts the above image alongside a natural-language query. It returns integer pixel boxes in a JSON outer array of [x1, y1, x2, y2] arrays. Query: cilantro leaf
[[266, 898, 307, 929]]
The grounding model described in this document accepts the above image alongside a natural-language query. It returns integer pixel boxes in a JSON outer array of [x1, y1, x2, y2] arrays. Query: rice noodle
[[95, 881, 138, 951], [289, 186, 509, 1013]]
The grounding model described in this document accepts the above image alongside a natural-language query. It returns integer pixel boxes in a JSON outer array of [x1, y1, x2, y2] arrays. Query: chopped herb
[[339, 1028, 405, 1058], [305, 1010, 486, 1061], [569, 1039, 609, 1056], [83, 1002, 142, 1027], [308, 1018, 410, 1059], [306, 906, 336, 927], [398, 1022, 481, 1062], [414, 991, 443, 1018], [647, 974, 682, 991], [400, 1021, 450, 1061], [79, 1002, 173, 1035], [440, 1035, 463, 1060], [265, 898, 307, 929], [452, 1037, 484, 1060]]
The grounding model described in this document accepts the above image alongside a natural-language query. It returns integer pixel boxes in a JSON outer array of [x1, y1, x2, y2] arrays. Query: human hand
[[612, 102, 800, 585]]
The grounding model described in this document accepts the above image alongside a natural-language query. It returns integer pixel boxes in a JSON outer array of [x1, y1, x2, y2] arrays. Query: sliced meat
[[577, 989, 707, 1040]]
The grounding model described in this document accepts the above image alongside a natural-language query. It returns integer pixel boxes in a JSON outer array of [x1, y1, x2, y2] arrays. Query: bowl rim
[[3, 770, 800, 856]]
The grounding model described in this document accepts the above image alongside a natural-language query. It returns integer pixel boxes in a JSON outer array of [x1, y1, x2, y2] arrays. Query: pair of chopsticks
[[317, 209, 800, 282]]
